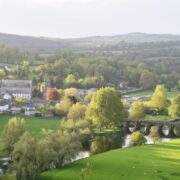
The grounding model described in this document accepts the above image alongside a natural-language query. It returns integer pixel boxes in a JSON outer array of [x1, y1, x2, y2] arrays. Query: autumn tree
[[86, 87, 125, 130], [46, 88, 60, 101], [129, 100, 145, 120]]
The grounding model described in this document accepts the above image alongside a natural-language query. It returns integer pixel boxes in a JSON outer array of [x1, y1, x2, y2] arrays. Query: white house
[[11, 107, 21, 115], [0, 104, 9, 112], [0, 80, 32, 101], [2, 93, 13, 100]]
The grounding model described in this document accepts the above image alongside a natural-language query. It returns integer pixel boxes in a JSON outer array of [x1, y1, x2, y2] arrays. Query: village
[[0, 79, 99, 117]]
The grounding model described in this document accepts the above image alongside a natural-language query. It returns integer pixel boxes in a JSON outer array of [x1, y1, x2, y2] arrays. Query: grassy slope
[[39, 139, 180, 180]]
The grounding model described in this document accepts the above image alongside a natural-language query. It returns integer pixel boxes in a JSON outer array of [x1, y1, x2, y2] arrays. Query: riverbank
[[39, 139, 180, 180]]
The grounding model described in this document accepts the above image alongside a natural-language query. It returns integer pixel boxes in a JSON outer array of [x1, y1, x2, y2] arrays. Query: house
[[0, 157, 11, 176], [24, 110, 40, 117], [11, 107, 21, 115], [24, 103, 36, 111], [77, 88, 98, 102], [0, 104, 9, 112], [0, 80, 32, 101], [3, 93, 13, 100]]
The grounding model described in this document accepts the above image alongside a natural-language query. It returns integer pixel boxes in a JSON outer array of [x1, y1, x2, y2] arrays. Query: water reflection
[[90, 134, 122, 155], [122, 134, 170, 148]]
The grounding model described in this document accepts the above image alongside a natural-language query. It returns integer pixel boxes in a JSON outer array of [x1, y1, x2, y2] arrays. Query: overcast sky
[[0, 0, 180, 38]]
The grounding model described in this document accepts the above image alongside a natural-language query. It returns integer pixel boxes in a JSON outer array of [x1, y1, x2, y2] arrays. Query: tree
[[168, 94, 180, 118], [173, 93, 180, 104], [36, 130, 58, 172], [60, 119, 92, 147], [150, 85, 167, 111], [0, 69, 6, 77], [40, 128, 81, 168], [55, 97, 72, 116], [84, 93, 94, 104], [149, 126, 160, 144], [86, 87, 125, 130], [15, 97, 26, 105], [129, 100, 145, 120], [64, 74, 77, 87], [64, 88, 78, 98], [3, 117, 26, 155], [46, 88, 60, 101], [12, 132, 37, 180], [67, 103, 87, 121], [82, 76, 105, 88], [130, 131, 146, 146], [139, 69, 156, 88], [90, 136, 120, 155]]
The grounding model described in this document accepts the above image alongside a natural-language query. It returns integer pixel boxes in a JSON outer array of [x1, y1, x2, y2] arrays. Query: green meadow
[[0, 115, 60, 156], [39, 139, 180, 180], [127, 89, 179, 98], [0, 115, 60, 137]]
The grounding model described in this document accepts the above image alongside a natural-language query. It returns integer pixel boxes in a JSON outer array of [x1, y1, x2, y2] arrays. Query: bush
[[130, 131, 146, 146]]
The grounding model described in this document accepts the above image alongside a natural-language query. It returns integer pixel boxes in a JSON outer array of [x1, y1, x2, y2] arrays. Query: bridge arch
[[173, 124, 180, 137], [125, 120, 180, 138]]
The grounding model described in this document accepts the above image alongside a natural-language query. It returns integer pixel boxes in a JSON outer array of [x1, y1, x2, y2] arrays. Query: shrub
[[130, 131, 146, 146]]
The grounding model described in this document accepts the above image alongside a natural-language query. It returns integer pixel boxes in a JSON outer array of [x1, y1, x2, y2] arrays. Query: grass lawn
[[0, 115, 60, 138], [144, 115, 173, 121], [39, 139, 180, 180], [127, 89, 153, 98], [127, 88, 179, 98], [0, 115, 60, 156]]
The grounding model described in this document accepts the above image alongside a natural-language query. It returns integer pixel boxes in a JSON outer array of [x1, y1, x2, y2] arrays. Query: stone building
[[0, 80, 32, 101]]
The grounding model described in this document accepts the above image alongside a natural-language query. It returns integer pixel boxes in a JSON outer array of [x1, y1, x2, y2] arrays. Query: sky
[[0, 0, 180, 38]]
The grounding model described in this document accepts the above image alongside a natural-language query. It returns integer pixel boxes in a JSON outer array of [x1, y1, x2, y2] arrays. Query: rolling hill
[[39, 139, 180, 180], [1, 32, 180, 53]]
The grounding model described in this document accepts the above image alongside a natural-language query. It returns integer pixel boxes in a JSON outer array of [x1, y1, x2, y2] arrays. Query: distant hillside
[[1, 32, 180, 53], [0, 33, 72, 53]]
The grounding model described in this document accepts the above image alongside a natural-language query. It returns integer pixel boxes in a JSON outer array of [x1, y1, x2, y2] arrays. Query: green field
[[127, 89, 179, 98], [39, 139, 180, 180], [0, 115, 60, 137], [0, 115, 60, 156], [144, 115, 173, 121]]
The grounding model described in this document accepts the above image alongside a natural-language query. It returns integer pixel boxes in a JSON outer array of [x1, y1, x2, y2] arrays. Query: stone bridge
[[124, 119, 180, 138]]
